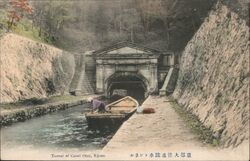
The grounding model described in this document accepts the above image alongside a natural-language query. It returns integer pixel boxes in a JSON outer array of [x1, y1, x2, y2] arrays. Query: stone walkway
[[102, 96, 249, 160]]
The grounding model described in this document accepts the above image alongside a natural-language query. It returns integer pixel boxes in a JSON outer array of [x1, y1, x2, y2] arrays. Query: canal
[[1, 103, 117, 152]]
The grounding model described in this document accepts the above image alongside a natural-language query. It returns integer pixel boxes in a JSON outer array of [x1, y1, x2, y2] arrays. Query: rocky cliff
[[173, 2, 249, 148], [0, 34, 75, 103]]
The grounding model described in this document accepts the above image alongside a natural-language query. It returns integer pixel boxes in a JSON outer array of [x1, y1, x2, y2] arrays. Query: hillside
[[173, 2, 249, 148], [0, 34, 75, 103], [0, 0, 216, 52]]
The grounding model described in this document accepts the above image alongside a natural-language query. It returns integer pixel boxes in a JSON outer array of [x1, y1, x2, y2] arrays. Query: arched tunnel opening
[[106, 74, 147, 104]]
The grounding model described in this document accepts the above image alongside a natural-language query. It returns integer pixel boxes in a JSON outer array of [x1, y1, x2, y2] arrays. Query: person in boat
[[88, 97, 107, 113]]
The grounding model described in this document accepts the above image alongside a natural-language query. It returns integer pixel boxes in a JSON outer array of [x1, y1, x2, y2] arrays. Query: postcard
[[0, 0, 249, 160]]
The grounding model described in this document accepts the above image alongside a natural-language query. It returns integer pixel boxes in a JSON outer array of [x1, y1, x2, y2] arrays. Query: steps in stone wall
[[85, 68, 96, 91], [69, 54, 94, 95], [75, 67, 94, 95]]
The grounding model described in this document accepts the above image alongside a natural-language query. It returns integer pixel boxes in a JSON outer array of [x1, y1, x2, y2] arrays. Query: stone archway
[[94, 42, 160, 95], [105, 72, 149, 101]]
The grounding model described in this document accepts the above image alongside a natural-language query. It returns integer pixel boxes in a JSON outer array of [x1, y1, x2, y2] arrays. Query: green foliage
[[0, 97, 47, 109], [0, 7, 52, 44], [0, 95, 86, 110], [0, 8, 7, 35], [1, 0, 216, 51], [31, 1, 74, 44], [12, 19, 52, 44], [30, 0, 216, 51], [7, 0, 33, 29]]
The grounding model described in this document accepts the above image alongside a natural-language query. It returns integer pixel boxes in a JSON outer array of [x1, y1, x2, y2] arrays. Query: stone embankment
[[0, 95, 96, 126]]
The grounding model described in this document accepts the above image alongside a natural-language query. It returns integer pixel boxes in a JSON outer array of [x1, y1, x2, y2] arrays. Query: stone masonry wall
[[173, 3, 249, 147], [0, 34, 75, 103]]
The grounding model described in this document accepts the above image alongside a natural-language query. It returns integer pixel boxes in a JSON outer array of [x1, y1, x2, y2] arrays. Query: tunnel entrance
[[106, 73, 148, 104]]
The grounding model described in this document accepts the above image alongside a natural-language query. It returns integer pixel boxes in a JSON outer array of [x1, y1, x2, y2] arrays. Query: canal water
[[1, 104, 118, 152]]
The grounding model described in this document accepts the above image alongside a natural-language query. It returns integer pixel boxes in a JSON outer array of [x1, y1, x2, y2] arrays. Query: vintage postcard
[[0, 0, 249, 160]]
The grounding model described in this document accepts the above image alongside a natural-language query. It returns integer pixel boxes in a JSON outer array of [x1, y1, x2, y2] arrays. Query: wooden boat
[[85, 96, 138, 129]]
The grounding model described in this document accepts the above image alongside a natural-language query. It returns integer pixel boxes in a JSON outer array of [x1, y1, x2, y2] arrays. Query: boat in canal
[[85, 96, 138, 129]]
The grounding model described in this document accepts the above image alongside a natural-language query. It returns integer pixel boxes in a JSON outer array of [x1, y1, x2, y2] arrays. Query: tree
[[94, 1, 108, 42], [29, 0, 215, 51], [7, 0, 32, 30], [31, 1, 46, 36], [31, 1, 73, 43]]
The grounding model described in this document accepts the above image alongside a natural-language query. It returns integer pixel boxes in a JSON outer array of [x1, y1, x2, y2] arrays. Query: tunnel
[[105, 72, 148, 104]]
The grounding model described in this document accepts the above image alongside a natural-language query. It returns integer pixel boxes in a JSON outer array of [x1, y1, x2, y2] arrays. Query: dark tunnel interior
[[107, 74, 147, 104]]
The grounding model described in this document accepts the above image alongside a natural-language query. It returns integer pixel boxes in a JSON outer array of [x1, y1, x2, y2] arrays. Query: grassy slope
[[12, 19, 52, 44], [0, 8, 52, 44], [0, 95, 87, 111]]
